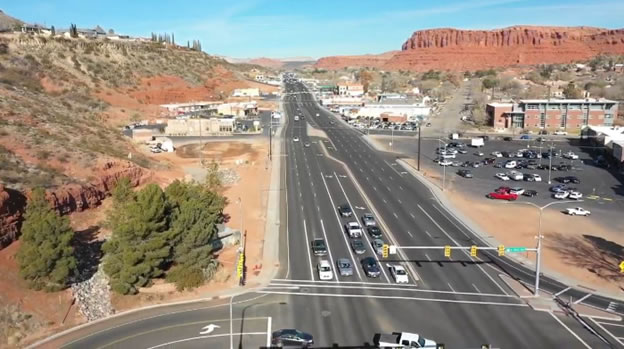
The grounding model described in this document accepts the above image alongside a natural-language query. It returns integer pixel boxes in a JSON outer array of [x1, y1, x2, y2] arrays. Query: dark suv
[[367, 226, 383, 238], [338, 204, 353, 217], [361, 257, 381, 278], [311, 239, 327, 256]]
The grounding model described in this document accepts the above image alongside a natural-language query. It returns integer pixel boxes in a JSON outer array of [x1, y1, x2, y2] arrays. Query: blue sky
[[4, 0, 623, 58]]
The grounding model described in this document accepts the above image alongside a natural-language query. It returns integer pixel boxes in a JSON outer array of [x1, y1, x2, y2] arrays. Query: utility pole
[[417, 124, 422, 171]]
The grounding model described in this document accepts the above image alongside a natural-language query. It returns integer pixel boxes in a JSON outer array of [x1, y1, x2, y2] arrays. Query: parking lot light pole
[[547, 144, 554, 184], [438, 138, 448, 191], [505, 200, 579, 296]]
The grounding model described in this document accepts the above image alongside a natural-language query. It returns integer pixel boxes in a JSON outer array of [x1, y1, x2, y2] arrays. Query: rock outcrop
[[315, 26, 624, 71], [0, 161, 149, 248]]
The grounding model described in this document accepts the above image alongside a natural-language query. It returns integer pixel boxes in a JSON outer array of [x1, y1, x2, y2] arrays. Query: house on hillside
[[20, 24, 51, 35]]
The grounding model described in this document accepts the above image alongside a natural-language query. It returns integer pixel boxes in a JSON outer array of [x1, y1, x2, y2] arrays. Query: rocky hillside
[[315, 26, 624, 71], [0, 32, 259, 247]]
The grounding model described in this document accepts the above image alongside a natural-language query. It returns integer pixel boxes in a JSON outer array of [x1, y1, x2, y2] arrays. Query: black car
[[503, 137, 513, 141], [494, 162, 503, 168], [271, 329, 314, 347], [565, 176, 580, 184], [361, 257, 381, 278], [523, 190, 538, 197], [311, 239, 327, 256], [501, 151, 511, 158], [536, 164, 549, 170], [367, 226, 383, 238], [457, 169, 473, 178], [483, 157, 495, 165], [338, 204, 353, 217], [555, 176, 570, 184]]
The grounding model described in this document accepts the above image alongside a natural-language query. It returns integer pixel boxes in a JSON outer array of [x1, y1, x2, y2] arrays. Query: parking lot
[[375, 134, 624, 217]]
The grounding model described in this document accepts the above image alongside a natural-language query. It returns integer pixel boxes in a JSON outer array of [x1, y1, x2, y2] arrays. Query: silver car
[[361, 213, 377, 227], [336, 258, 353, 276], [371, 239, 385, 256]]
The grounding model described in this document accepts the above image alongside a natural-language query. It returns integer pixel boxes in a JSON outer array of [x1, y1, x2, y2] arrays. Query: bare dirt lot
[[2, 139, 270, 348]]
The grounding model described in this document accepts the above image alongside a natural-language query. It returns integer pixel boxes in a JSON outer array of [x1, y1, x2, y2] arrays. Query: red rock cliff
[[0, 161, 150, 248], [315, 26, 624, 71]]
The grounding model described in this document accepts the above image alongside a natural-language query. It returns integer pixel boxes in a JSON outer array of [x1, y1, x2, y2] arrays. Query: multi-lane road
[[36, 79, 624, 348]]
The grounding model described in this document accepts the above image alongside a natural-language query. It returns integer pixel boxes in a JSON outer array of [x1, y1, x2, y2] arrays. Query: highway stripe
[[548, 312, 592, 349], [257, 290, 528, 307], [146, 332, 268, 349], [319, 172, 362, 280], [589, 318, 624, 347], [555, 286, 571, 296], [302, 220, 314, 280], [574, 293, 592, 304]]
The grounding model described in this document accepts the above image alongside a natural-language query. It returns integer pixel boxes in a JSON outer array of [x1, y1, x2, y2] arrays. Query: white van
[[504, 160, 517, 169]]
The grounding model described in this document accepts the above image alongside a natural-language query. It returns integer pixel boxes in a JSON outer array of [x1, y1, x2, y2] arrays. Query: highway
[[36, 78, 624, 348]]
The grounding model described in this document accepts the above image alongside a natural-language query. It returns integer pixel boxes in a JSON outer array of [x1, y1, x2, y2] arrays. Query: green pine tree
[[102, 184, 171, 295], [17, 188, 77, 291], [165, 181, 225, 290]]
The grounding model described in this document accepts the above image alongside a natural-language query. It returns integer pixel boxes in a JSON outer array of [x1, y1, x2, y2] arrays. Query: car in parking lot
[[458, 149, 468, 154], [556, 176, 580, 184], [495, 173, 510, 181], [345, 221, 363, 238], [491, 151, 502, 158], [474, 151, 484, 156], [494, 162, 503, 168], [304, 142, 310, 147], [317, 260, 333, 280], [362, 213, 377, 227], [565, 207, 590, 216], [523, 190, 538, 197], [350, 239, 366, 254], [438, 159, 452, 166], [367, 226, 383, 238], [271, 329, 314, 347], [563, 151, 579, 160], [553, 191, 570, 199], [389, 265, 409, 284], [336, 258, 353, 276], [550, 184, 568, 193], [457, 169, 473, 178], [503, 137, 513, 141], [338, 204, 353, 217], [293, 137, 300, 142], [523, 173, 542, 182], [487, 192, 518, 201], [371, 239, 385, 255], [507, 170, 524, 181], [505, 160, 517, 169], [569, 191, 583, 200], [311, 238, 327, 256], [509, 187, 525, 195], [361, 257, 381, 278]]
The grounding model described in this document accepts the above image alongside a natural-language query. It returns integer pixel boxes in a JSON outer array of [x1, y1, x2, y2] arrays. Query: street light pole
[[439, 138, 447, 191], [229, 294, 234, 349], [547, 144, 554, 184], [417, 124, 422, 171]]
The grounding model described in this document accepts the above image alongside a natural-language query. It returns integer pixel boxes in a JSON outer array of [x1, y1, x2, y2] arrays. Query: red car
[[495, 186, 511, 194], [487, 192, 518, 201]]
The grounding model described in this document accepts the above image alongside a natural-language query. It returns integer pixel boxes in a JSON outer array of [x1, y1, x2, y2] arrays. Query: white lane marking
[[398, 199, 402, 204], [417, 204, 510, 296], [399, 186, 403, 190], [393, 212, 398, 218], [303, 220, 315, 280], [555, 287, 571, 296], [472, 284, 482, 293], [447, 283, 456, 292], [407, 231, 414, 238], [548, 312, 592, 349], [574, 293, 592, 304], [266, 317, 272, 347], [386, 186, 391, 192], [589, 318, 624, 346], [597, 322, 624, 328], [373, 186, 377, 191], [424, 253, 431, 261], [258, 290, 528, 307], [319, 219, 338, 283], [424, 231, 432, 238], [319, 172, 362, 280], [410, 213, 416, 219], [383, 198, 387, 204], [146, 332, 267, 349]]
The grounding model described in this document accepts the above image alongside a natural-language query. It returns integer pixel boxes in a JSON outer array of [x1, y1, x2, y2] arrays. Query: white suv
[[345, 222, 363, 238], [317, 260, 333, 280]]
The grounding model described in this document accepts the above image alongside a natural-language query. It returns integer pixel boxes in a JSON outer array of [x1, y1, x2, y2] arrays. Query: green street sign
[[506, 247, 527, 253]]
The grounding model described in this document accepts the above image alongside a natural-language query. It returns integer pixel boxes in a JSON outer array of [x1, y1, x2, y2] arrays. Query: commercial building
[[165, 118, 235, 136], [217, 102, 258, 118], [160, 101, 221, 117], [232, 88, 260, 97], [338, 82, 364, 97], [583, 126, 624, 165], [355, 100, 430, 121], [487, 98, 619, 131]]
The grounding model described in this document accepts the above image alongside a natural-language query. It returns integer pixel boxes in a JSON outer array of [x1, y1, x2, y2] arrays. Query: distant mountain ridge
[[219, 56, 316, 69], [315, 25, 624, 71]]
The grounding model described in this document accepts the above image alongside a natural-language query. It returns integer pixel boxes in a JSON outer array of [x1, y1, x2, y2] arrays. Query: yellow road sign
[[444, 245, 451, 258], [470, 245, 477, 257], [498, 245, 505, 256], [382, 244, 389, 258], [620, 261, 624, 273]]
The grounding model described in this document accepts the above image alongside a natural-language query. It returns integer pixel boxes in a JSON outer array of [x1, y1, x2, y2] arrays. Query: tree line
[[16, 174, 226, 294]]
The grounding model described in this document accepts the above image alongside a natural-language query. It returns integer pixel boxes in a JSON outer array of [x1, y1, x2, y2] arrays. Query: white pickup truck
[[470, 137, 484, 147], [565, 207, 591, 216], [374, 332, 437, 348]]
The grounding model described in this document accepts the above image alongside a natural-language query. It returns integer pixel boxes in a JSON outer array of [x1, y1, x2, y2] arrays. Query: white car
[[532, 174, 542, 182], [496, 173, 510, 181], [438, 160, 452, 166], [345, 222, 363, 238], [554, 191, 570, 199], [568, 191, 583, 200], [507, 171, 524, 181], [504, 161, 517, 169], [389, 265, 409, 284], [510, 187, 525, 195], [317, 260, 333, 280], [293, 137, 300, 142], [566, 207, 590, 216], [563, 152, 579, 160], [491, 151, 503, 158], [440, 153, 456, 159], [554, 130, 568, 135], [474, 151, 484, 156]]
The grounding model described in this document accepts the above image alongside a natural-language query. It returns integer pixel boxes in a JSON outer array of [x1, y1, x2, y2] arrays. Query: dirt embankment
[[315, 26, 624, 71]]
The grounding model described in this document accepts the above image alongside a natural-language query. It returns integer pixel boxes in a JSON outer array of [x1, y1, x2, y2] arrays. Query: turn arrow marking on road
[[199, 324, 220, 335]]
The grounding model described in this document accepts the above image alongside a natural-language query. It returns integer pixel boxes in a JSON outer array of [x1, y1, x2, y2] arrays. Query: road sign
[[382, 244, 389, 258], [506, 247, 527, 253], [620, 261, 624, 273], [444, 245, 451, 258], [237, 253, 245, 278], [389, 245, 397, 255], [498, 245, 505, 256], [470, 245, 477, 257]]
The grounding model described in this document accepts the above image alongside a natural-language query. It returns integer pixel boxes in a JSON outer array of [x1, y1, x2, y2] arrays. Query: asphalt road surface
[[36, 80, 624, 349]]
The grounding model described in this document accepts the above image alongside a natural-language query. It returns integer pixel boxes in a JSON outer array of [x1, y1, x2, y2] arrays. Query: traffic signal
[[498, 245, 505, 256], [444, 245, 451, 258], [382, 244, 389, 258], [237, 253, 245, 278], [470, 245, 477, 257]]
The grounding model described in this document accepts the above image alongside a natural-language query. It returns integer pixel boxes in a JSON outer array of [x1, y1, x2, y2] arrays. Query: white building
[[160, 101, 221, 116], [338, 82, 364, 97], [355, 101, 430, 120], [232, 88, 260, 97]]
